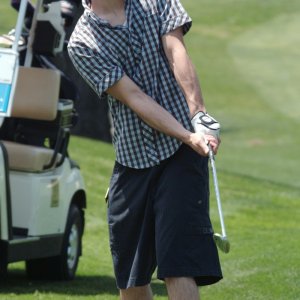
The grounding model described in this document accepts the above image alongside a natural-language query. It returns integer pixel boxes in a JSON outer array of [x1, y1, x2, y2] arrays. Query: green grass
[[0, 2, 17, 34], [1, 0, 300, 299]]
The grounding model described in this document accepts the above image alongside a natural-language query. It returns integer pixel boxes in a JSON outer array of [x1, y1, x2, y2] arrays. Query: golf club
[[208, 145, 230, 254]]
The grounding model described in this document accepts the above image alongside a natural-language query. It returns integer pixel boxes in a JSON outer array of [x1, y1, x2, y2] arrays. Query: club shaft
[[209, 148, 227, 237]]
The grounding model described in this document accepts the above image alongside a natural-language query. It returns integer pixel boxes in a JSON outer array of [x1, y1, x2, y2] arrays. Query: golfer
[[68, 0, 223, 299]]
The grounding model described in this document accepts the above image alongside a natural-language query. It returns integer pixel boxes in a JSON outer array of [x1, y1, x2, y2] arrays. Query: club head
[[214, 233, 230, 254]]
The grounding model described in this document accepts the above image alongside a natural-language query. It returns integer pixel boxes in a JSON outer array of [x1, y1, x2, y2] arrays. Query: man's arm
[[106, 75, 219, 156], [162, 27, 205, 117]]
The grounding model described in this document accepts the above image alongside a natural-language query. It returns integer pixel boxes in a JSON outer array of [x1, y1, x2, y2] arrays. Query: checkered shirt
[[68, 0, 193, 169]]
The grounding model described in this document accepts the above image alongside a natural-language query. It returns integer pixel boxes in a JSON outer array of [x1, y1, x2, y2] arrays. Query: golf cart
[[0, 0, 86, 280]]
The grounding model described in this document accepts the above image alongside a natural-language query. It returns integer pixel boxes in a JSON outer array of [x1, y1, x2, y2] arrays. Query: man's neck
[[91, 0, 124, 14], [90, 0, 126, 26]]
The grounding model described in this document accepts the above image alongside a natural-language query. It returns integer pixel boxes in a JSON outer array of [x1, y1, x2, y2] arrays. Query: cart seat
[[12, 67, 60, 121], [2, 67, 62, 172], [3, 140, 61, 172]]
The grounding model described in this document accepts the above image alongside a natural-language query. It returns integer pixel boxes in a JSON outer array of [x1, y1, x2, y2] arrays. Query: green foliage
[[1, 0, 300, 299]]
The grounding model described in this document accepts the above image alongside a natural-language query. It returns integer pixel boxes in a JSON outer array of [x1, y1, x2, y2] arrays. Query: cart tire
[[26, 204, 83, 280]]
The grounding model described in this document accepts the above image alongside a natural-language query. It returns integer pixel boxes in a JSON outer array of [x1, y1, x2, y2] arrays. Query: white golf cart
[[0, 0, 86, 280]]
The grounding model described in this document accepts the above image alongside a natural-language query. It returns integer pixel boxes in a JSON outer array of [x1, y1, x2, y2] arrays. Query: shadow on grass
[[0, 269, 167, 297]]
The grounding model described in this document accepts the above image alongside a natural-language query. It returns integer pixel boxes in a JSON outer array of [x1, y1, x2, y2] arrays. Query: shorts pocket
[[184, 220, 214, 236]]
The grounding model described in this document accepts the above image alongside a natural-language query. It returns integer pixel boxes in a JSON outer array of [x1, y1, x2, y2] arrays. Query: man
[[68, 0, 223, 299]]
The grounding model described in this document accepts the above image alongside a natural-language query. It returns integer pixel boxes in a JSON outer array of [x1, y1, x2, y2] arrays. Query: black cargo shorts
[[108, 144, 223, 289]]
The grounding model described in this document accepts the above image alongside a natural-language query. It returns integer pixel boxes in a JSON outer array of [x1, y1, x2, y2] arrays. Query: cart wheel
[[26, 204, 83, 280]]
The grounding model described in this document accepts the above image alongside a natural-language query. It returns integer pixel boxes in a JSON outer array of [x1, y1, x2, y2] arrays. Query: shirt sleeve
[[159, 0, 192, 36], [67, 42, 124, 98]]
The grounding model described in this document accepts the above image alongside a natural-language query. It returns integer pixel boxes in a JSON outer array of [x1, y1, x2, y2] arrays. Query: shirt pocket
[[101, 27, 130, 66]]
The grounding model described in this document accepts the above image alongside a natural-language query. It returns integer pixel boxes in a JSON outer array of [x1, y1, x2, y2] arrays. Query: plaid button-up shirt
[[68, 0, 193, 169]]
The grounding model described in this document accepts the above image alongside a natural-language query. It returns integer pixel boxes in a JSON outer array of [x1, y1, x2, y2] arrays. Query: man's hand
[[189, 111, 221, 156], [186, 133, 220, 156], [191, 111, 220, 139]]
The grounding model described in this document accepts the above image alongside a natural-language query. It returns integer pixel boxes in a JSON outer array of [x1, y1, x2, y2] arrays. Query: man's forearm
[[107, 75, 215, 156], [172, 53, 205, 116], [162, 28, 206, 117], [107, 75, 191, 144]]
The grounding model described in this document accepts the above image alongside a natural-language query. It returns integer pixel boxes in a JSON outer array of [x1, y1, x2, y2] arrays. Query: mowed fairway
[[1, 0, 300, 299]]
